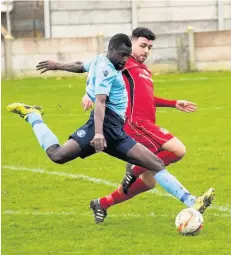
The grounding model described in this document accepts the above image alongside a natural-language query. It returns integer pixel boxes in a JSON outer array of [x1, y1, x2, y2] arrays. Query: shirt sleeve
[[82, 60, 92, 72], [154, 96, 176, 107], [94, 66, 117, 96]]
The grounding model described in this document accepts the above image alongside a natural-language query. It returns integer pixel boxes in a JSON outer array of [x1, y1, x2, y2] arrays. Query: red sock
[[156, 151, 182, 166], [99, 178, 151, 210], [132, 165, 147, 176]]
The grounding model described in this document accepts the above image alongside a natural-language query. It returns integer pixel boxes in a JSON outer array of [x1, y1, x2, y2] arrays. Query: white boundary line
[[2, 165, 231, 214], [1, 165, 169, 196], [2, 210, 231, 218], [2, 165, 118, 188]]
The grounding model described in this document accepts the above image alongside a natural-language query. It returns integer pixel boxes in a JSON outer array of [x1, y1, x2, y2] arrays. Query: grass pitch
[[2, 71, 231, 255]]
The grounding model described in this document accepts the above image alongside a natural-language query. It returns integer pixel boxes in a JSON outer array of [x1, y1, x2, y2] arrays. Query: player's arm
[[154, 96, 177, 107], [94, 95, 106, 134], [155, 96, 197, 113], [90, 94, 107, 152], [36, 60, 87, 74], [90, 68, 116, 152]]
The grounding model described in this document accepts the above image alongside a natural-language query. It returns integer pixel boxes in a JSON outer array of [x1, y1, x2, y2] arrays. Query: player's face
[[108, 44, 132, 70], [132, 37, 153, 64]]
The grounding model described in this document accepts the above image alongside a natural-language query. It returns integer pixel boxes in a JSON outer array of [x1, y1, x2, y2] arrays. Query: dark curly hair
[[108, 33, 132, 49], [132, 27, 156, 40]]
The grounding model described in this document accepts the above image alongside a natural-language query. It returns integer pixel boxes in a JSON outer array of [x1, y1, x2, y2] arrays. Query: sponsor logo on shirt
[[103, 70, 109, 77], [159, 128, 169, 135], [139, 73, 153, 82], [143, 69, 150, 76]]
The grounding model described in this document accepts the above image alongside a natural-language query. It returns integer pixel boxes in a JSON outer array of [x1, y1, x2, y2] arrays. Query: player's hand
[[36, 60, 58, 74], [82, 94, 94, 111], [90, 133, 107, 152], [176, 100, 197, 113]]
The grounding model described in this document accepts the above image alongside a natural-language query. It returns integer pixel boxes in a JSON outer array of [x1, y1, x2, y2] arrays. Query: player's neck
[[130, 55, 137, 61]]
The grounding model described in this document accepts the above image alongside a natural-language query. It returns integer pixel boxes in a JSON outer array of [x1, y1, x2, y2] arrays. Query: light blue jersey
[[83, 55, 128, 120]]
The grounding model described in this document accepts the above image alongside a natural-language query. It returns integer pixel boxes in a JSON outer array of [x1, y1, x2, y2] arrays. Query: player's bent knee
[[174, 144, 186, 158], [48, 153, 67, 164], [162, 138, 186, 159]]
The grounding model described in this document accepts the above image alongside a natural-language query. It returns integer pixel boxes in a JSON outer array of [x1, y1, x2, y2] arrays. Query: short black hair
[[108, 33, 132, 49], [132, 27, 156, 40]]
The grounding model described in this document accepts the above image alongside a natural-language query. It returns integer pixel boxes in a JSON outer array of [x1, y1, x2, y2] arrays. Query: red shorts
[[124, 119, 174, 154]]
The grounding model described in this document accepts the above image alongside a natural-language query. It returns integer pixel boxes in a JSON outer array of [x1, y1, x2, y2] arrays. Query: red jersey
[[122, 57, 176, 124]]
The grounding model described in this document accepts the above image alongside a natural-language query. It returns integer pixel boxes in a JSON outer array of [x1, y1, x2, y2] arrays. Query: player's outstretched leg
[[7, 102, 82, 164], [123, 142, 215, 213], [90, 199, 107, 224]]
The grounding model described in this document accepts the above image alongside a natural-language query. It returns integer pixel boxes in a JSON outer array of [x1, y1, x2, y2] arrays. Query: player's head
[[107, 33, 132, 70], [131, 27, 156, 64]]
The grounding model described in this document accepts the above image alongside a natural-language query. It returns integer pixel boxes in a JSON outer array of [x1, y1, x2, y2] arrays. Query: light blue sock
[[154, 169, 196, 207], [27, 112, 60, 151]]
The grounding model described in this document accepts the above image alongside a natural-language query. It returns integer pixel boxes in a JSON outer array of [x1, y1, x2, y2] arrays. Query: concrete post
[[44, 0, 51, 38], [187, 26, 196, 71], [4, 35, 13, 79], [176, 37, 188, 72], [97, 33, 104, 54], [6, 0, 12, 35], [217, 0, 225, 30]]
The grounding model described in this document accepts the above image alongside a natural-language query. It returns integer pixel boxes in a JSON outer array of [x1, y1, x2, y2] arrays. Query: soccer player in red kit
[[37, 28, 215, 223], [82, 28, 214, 223]]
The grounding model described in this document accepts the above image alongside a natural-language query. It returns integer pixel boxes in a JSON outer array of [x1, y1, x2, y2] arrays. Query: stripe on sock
[[32, 119, 44, 127], [180, 192, 190, 202]]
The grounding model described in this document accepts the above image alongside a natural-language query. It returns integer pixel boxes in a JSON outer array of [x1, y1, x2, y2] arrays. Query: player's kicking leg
[[123, 142, 215, 214], [6, 102, 82, 163]]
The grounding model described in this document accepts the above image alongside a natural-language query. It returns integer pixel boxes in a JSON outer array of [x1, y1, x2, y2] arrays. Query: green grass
[[2, 72, 231, 255]]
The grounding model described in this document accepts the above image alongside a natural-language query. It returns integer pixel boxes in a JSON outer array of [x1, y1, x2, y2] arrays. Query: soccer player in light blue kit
[[7, 33, 165, 198], [7, 33, 214, 224]]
